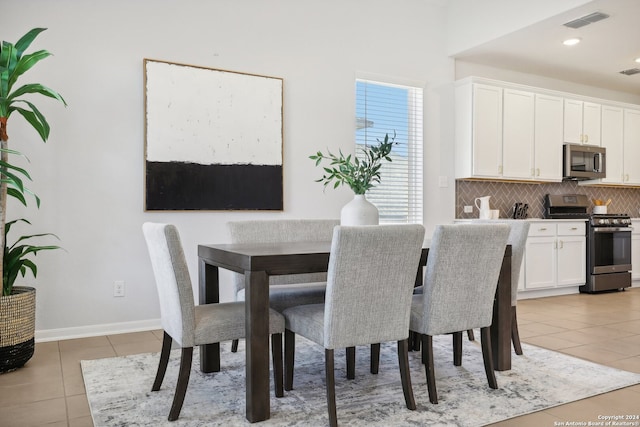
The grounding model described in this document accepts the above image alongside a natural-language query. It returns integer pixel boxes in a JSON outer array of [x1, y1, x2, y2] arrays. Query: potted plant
[[0, 28, 66, 373], [310, 132, 397, 225]]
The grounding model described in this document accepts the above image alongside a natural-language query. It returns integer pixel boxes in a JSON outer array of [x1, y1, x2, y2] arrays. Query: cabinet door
[[534, 94, 563, 181], [583, 102, 601, 145], [556, 236, 586, 286], [502, 89, 534, 180], [564, 99, 583, 144], [525, 236, 556, 289], [623, 109, 640, 184], [601, 105, 624, 184], [472, 84, 503, 177]]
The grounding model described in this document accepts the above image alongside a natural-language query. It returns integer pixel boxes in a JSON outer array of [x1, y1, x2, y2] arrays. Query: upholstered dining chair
[[410, 223, 509, 404], [142, 222, 285, 421], [282, 224, 425, 427], [227, 219, 339, 352], [468, 220, 530, 355]]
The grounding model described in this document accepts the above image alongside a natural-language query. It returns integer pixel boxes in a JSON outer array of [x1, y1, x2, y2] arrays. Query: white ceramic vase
[[340, 194, 379, 225]]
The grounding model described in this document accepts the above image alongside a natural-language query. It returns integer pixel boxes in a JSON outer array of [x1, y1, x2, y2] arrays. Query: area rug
[[82, 334, 640, 426]]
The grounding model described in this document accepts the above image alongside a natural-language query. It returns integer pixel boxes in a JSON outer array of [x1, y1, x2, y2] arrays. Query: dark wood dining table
[[198, 241, 512, 423]]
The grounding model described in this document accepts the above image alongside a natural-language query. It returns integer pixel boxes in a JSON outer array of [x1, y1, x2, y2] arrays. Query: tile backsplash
[[456, 180, 640, 219]]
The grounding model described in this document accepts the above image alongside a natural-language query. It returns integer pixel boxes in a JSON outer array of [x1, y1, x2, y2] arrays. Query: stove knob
[[613, 219, 619, 225]]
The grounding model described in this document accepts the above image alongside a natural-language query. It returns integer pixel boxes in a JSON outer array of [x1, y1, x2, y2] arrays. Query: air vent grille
[[619, 68, 640, 76], [563, 11, 610, 29]]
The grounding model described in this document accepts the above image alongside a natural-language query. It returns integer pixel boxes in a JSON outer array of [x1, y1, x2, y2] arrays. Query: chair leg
[[410, 331, 421, 351], [346, 347, 355, 379], [480, 327, 498, 390], [467, 329, 475, 341], [453, 331, 462, 366], [271, 333, 284, 397], [370, 343, 380, 374], [168, 347, 193, 421], [421, 334, 438, 404], [511, 306, 523, 355], [284, 329, 295, 391], [231, 339, 239, 353], [325, 349, 338, 427], [397, 339, 416, 410], [152, 331, 172, 392]]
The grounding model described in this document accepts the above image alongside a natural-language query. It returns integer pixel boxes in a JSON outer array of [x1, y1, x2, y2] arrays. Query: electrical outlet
[[464, 205, 473, 213], [114, 281, 125, 297]]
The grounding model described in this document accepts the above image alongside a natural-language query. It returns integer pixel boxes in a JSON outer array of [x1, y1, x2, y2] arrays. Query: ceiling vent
[[619, 68, 640, 76], [563, 11, 610, 29]]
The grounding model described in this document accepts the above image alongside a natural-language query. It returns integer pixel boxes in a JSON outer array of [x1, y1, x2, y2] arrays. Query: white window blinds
[[355, 79, 423, 224]]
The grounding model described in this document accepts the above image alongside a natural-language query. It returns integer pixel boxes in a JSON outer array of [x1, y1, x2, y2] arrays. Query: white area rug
[[82, 335, 640, 426]]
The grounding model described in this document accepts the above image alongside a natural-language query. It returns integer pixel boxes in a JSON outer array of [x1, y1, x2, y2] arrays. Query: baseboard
[[35, 319, 162, 343]]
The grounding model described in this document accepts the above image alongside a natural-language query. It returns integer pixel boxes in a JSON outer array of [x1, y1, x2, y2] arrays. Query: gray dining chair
[[282, 224, 425, 427], [142, 222, 285, 421], [467, 219, 530, 355], [227, 219, 339, 352], [410, 223, 509, 404]]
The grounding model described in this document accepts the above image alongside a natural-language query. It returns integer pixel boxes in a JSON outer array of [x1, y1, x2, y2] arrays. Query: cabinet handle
[[570, 227, 578, 230], [580, 134, 584, 143], [537, 168, 540, 176], [585, 134, 589, 143], [539, 227, 547, 231], [559, 240, 564, 249], [626, 174, 630, 182], [498, 165, 503, 174]]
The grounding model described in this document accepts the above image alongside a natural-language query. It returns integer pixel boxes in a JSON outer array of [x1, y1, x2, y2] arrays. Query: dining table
[[198, 240, 512, 423]]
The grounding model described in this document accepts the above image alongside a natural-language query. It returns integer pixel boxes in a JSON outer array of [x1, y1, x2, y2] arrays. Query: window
[[355, 79, 423, 224]]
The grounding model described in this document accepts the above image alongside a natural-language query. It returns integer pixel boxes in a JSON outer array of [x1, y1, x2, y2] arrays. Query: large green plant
[[309, 132, 397, 195], [0, 28, 66, 295]]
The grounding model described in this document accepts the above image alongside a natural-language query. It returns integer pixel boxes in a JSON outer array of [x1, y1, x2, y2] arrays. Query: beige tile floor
[[1, 288, 639, 426]]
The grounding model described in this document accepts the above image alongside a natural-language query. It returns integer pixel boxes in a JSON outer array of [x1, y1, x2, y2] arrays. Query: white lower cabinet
[[524, 221, 586, 291]]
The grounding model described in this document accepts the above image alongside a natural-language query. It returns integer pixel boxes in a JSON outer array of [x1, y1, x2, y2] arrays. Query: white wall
[[2, 0, 456, 340]]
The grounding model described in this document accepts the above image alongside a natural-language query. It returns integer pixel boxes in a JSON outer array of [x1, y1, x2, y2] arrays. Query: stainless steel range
[[584, 213, 632, 293], [544, 194, 632, 293]]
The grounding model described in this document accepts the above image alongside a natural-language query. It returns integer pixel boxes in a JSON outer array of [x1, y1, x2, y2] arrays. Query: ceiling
[[452, 0, 640, 96]]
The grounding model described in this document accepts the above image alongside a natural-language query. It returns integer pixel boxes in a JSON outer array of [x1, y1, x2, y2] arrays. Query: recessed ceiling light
[[635, 57, 640, 63], [563, 38, 582, 46]]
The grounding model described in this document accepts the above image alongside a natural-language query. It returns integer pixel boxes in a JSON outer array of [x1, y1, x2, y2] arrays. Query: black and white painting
[[144, 59, 283, 210]]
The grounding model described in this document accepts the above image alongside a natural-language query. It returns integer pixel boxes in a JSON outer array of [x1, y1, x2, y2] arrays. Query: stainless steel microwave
[[563, 143, 606, 180]]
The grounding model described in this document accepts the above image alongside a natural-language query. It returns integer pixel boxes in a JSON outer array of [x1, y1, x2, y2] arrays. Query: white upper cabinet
[[455, 82, 503, 179], [623, 109, 640, 185], [502, 89, 534, 180], [600, 105, 624, 184], [564, 99, 601, 145], [534, 94, 564, 181], [455, 77, 639, 185]]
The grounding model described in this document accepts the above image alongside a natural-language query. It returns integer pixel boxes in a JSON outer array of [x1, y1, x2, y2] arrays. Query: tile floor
[[1, 288, 639, 426]]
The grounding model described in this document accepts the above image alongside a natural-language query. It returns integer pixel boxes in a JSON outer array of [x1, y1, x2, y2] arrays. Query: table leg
[[198, 259, 220, 373], [245, 270, 270, 422], [491, 250, 512, 371]]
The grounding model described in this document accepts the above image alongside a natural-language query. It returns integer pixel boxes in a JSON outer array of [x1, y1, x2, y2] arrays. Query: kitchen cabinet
[[455, 82, 503, 178], [632, 220, 640, 282], [622, 109, 640, 185], [524, 221, 586, 290], [502, 89, 534, 180], [564, 99, 601, 145], [600, 105, 624, 185], [533, 94, 564, 181]]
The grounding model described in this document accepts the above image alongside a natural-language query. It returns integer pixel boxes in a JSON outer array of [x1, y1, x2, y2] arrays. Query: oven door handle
[[592, 227, 632, 233]]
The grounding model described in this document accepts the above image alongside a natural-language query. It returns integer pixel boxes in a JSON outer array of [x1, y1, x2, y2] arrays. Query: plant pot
[[0, 286, 36, 373], [340, 194, 379, 225]]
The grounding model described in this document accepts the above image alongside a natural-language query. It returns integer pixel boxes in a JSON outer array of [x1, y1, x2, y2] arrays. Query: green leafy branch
[[310, 132, 397, 195]]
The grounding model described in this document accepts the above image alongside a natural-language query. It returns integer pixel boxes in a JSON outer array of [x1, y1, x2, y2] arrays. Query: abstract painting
[[144, 59, 283, 210]]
